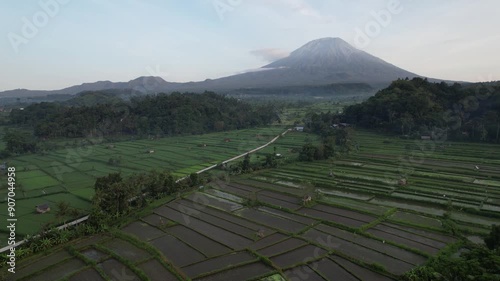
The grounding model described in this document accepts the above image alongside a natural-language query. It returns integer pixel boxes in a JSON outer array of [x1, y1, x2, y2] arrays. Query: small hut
[[302, 194, 312, 205], [36, 204, 50, 214], [398, 178, 407, 186]]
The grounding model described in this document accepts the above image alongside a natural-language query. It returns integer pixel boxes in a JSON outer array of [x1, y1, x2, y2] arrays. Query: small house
[[36, 204, 50, 214], [398, 178, 407, 186], [294, 126, 304, 132], [148, 150, 155, 154], [302, 194, 312, 204]]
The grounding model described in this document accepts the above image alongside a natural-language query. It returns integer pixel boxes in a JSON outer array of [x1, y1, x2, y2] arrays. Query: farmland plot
[[14, 178, 459, 280], [0, 127, 287, 240], [13, 129, 498, 280]]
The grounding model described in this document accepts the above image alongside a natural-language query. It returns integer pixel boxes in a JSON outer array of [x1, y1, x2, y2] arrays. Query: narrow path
[[0, 128, 291, 253], [191, 128, 291, 176]]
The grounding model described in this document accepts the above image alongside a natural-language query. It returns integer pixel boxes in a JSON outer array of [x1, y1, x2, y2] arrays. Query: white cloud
[[250, 48, 290, 62], [277, 0, 334, 23]]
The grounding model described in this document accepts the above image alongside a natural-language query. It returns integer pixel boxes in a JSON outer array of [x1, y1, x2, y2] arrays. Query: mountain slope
[[175, 37, 422, 91], [262, 37, 419, 83]]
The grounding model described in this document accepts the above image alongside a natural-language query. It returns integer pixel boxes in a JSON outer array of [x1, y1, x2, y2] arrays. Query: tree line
[[4, 92, 279, 154], [342, 78, 500, 142], [294, 111, 357, 161], [9, 92, 278, 138], [90, 170, 179, 223]]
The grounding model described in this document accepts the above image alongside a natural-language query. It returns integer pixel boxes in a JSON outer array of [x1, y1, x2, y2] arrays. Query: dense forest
[[8, 92, 278, 140], [341, 78, 500, 142]]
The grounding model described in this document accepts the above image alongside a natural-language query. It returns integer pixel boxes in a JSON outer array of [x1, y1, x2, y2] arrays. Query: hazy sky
[[1, 0, 499, 91]]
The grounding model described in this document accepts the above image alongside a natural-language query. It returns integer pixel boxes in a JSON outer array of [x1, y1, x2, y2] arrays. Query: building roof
[[36, 203, 50, 210]]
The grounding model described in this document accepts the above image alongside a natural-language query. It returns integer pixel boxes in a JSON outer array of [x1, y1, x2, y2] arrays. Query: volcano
[[0, 37, 430, 98]]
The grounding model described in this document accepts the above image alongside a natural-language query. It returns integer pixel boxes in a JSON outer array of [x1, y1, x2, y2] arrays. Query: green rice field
[[247, 130, 500, 235], [0, 127, 287, 240], [3, 128, 500, 280]]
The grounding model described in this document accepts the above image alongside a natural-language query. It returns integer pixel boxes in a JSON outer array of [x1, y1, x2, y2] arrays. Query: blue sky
[[1, 0, 499, 90]]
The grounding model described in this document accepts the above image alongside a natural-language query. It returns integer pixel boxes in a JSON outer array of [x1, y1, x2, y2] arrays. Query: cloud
[[234, 67, 275, 75], [277, 0, 334, 23], [250, 48, 290, 62]]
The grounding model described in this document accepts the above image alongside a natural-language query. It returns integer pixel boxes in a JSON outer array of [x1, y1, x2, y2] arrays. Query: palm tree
[[40, 237, 53, 250]]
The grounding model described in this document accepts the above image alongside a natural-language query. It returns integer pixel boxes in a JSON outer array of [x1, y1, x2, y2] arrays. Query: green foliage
[[92, 173, 135, 217], [298, 143, 320, 161], [9, 92, 278, 139], [2, 129, 37, 154], [369, 262, 386, 273], [264, 153, 279, 168], [335, 128, 355, 154], [343, 78, 500, 142], [242, 153, 251, 172], [55, 201, 81, 218], [90, 170, 179, 224], [402, 246, 500, 281], [297, 129, 348, 161], [485, 225, 500, 250], [441, 213, 460, 236], [94, 173, 123, 192], [189, 172, 200, 186]]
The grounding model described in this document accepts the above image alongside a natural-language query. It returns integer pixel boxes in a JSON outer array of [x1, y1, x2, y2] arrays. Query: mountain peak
[[304, 37, 351, 45], [258, 37, 419, 84], [264, 37, 360, 70], [129, 76, 167, 83]]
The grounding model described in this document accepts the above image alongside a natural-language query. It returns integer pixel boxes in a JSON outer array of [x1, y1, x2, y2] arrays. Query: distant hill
[[0, 77, 177, 98], [0, 37, 450, 99], [342, 78, 500, 142]]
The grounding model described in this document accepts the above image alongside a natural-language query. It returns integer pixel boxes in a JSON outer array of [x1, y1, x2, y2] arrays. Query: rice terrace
[[2, 121, 500, 280], [0, 126, 287, 241], [2, 1, 500, 280]]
